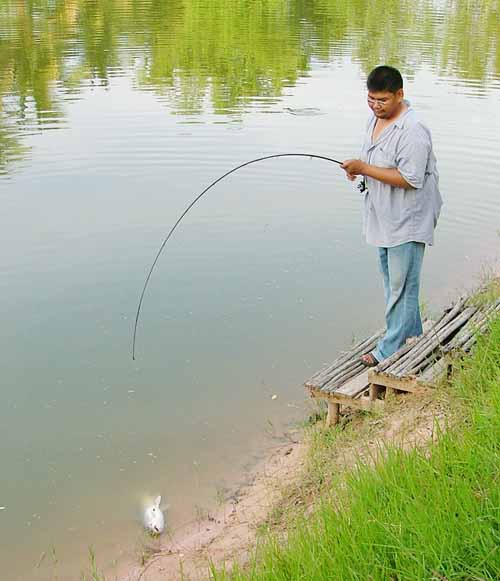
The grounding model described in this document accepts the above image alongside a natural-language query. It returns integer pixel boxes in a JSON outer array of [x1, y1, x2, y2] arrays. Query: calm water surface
[[1, 1, 500, 578]]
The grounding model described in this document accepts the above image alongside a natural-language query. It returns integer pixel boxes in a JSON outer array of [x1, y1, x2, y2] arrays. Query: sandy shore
[[113, 381, 448, 581], [115, 434, 306, 581]]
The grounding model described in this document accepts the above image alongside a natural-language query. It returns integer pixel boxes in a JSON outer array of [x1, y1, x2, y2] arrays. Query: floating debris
[[284, 107, 326, 116]]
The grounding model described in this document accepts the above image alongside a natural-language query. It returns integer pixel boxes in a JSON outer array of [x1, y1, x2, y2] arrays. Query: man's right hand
[[341, 158, 364, 181]]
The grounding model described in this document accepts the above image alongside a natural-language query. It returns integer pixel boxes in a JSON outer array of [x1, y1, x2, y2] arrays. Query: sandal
[[360, 352, 379, 368]]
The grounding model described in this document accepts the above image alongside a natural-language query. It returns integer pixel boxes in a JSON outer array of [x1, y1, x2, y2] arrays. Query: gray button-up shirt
[[360, 103, 442, 247]]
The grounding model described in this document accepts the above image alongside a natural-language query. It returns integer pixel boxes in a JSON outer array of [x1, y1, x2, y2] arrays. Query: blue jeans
[[372, 242, 425, 362]]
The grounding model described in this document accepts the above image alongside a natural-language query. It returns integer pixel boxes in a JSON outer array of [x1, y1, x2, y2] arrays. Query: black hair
[[367, 66, 403, 93]]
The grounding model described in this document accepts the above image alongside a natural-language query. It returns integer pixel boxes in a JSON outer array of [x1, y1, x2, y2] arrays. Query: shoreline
[[114, 388, 450, 580], [115, 433, 307, 580], [112, 276, 500, 581]]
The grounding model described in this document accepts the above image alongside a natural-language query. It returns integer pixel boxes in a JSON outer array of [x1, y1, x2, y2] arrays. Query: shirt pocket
[[375, 144, 397, 168]]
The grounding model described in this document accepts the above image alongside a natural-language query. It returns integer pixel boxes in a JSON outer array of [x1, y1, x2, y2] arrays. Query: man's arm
[[342, 124, 432, 190], [341, 159, 414, 189]]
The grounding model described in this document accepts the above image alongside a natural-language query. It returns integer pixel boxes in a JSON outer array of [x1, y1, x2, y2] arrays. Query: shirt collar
[[393, 100, 412, 128], [369, 99, 412, 132]]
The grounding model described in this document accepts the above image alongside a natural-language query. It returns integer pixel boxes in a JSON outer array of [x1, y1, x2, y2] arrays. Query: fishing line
[[132, 152, 343, 359]]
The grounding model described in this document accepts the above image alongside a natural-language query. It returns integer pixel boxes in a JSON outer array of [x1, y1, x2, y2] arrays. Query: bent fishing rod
[[132, 152, 343, 359]]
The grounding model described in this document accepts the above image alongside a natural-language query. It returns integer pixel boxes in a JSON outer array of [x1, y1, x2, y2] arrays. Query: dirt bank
[[115, 386, 448, 581]]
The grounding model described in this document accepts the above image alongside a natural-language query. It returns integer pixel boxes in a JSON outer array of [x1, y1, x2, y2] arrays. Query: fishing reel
[[357, 178, 367, 194]]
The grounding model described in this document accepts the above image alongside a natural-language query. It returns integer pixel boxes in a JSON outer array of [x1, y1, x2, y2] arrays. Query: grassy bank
[[215, 315, 500, 580]]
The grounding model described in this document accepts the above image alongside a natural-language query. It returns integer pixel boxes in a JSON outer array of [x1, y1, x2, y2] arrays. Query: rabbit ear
[[154, 496, 162, 508]]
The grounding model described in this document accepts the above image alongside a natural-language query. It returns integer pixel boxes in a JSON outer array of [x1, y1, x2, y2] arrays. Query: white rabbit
[[143, 495, 165, 535]]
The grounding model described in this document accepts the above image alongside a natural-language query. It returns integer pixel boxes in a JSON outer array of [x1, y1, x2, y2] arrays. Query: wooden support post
[[369, 383, 382, 401], [326, 402, 340, 427], [385, 386, 396, 399]]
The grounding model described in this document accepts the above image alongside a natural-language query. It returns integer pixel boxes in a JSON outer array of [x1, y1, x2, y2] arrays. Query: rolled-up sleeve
[[395, 125, 431, 189]]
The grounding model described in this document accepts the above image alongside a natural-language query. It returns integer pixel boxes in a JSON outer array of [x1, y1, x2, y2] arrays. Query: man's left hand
[[341, 159, 367, 177]]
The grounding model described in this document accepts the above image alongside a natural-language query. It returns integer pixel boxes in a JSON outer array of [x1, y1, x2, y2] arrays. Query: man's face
[[367, 88, 404, 119]]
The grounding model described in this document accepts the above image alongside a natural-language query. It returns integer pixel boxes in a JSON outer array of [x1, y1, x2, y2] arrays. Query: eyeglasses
[[367, 96, 392, 107]]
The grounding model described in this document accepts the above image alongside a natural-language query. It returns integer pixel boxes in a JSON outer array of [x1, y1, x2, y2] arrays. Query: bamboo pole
[[383, 298, 468, 375], [460, 303, 500, 352], [374, 318, 436, 372], [389, 306, 477, 376], [406, 353, 442, 376], [394, 307, 475, 375], [316, 339, 379, 387], [321, 363, 366, 393], [390, 304, 474, 373], [309, 329, 383, 387], [444, 300, 500, 352], [375, 341, 414, 372]]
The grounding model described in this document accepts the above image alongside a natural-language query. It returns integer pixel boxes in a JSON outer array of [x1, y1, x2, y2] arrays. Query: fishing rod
[[132, 152, 343, 360]]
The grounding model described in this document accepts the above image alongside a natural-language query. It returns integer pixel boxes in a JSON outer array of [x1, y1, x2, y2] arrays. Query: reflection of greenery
[[137, 0, 311, 114], [0, 116, 29, 175], [0, 0, 499, 168], [438, 0, 500, 84]]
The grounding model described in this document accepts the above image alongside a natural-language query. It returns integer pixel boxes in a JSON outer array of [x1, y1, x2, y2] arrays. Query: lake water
[[1, 1, 499, 578]]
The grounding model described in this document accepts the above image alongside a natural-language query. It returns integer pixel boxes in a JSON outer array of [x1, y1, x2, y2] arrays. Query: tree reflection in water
[[0, 0, 499, 171]]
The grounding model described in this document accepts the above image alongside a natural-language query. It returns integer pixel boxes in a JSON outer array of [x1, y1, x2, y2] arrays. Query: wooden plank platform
[[305, 295, 500, 427]]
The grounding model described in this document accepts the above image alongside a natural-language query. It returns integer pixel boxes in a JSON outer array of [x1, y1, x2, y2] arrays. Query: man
[[341, 65, 442, 367]]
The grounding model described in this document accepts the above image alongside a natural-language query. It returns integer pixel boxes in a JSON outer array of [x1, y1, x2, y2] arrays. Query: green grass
[[80, 547, 106, 581], [214, 315, 500, 581], [468, 277, 500, 308]]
